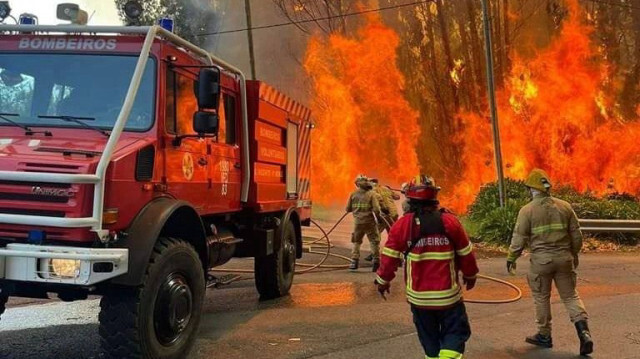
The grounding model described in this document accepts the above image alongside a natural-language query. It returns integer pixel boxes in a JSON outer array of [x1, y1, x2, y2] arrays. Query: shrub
[[467, 179, 640, 245], [475, 198, 527, 246], [468, 179, 529, 222]]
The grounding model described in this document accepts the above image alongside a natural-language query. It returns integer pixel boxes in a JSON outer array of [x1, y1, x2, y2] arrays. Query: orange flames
[[446, 0, 640, 212], [304, 0, 640, 213], [305, 13, 420, 206]]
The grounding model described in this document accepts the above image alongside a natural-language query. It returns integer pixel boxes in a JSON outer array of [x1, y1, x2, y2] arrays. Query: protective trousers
[[528, 254, 588, 336], [351, 222, 380, 260], [412, 302, 471, 359]]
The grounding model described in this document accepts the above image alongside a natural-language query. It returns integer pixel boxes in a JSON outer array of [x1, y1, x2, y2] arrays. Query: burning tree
[[303, 13, 421, 205], [271, 0, 352, 35]]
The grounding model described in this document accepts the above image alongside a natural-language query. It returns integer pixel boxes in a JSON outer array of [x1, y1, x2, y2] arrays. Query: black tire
[[255, 220, 297, 300], [99, 238, 205, 359], [0, 286, 7, 322]]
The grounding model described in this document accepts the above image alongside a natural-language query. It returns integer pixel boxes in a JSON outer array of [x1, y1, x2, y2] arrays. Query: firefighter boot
[[371, 259, 380, 272], [364, 254, 373, 262], [575, 320, 593, 356], [349, 259, 359, 271], [525, 333, 553, 348]]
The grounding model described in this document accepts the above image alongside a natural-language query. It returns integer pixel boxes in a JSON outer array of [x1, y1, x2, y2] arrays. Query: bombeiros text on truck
[[0, 2, 313, 358]]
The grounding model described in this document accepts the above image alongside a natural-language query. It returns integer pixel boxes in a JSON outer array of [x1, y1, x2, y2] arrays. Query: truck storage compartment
[[245, 81, 312, 214]]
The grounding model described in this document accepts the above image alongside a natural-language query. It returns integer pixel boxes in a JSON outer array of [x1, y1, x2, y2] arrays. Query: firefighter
[[376, 175, 479, 359], [507, 169, 593, 356], [371, 178, 400, 232], [346, 174, 382, 271], [364, 178, 401, 262]]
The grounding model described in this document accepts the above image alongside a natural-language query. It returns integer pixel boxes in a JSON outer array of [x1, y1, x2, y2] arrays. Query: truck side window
[[223, 94, 236, 145], [165, 70, 197, 135]]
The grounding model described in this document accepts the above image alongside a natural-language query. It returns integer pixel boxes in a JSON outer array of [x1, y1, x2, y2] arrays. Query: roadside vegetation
[[465, 179, 640, 247]]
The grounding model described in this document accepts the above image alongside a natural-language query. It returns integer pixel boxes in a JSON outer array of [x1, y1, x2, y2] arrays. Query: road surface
[[1, 217, 639, 358]]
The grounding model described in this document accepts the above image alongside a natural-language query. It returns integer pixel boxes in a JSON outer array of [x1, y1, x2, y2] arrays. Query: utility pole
[[481, 0, 506, 207], [244, 0, 257, 80]]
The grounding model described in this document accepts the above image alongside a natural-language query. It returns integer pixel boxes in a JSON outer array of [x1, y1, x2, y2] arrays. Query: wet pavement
[[1, 220, 640, 358]]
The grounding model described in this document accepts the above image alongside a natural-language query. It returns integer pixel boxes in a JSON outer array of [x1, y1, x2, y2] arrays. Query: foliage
[[468, 179, 640, 246], [113, 0, 221, 47], [474, 198, 527, 246], [468, 179, 530, 222]]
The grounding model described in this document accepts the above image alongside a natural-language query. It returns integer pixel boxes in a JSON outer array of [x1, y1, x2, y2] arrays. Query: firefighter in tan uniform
[[507, 169, 594, 356], [371, 178, 400, 232], [364, 179, 400, 262], [346, 175, 382, 272]]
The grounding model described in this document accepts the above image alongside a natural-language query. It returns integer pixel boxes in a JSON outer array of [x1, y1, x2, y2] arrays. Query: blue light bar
[[19, 13, 37, 25], [157, 17, 173, 32]]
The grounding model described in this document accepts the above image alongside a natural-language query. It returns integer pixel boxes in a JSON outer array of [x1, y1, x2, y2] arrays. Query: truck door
[[208, 91, 241, 212], [163, 69, 210, 211]]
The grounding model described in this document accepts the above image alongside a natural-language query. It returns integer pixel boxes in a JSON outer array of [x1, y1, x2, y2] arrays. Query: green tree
[[113, 0, 221, 47]]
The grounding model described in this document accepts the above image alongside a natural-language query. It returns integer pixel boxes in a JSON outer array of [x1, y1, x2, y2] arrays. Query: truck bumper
[[0, 243, 128, 286]]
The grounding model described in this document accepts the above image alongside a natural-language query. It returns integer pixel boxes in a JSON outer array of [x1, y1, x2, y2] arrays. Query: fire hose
[[211, 212, 522, 304]]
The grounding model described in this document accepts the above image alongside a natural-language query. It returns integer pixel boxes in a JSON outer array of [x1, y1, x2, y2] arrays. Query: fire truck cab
[[0, 20, 312, 359]]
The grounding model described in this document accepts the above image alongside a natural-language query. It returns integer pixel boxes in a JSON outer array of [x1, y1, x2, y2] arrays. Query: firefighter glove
[[507, 260, 517, 275], [573, 254, 579, 269], [463, 276, 476, 291]]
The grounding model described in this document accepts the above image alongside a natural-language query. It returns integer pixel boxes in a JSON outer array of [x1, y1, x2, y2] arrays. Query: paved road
[[2, 248, 640, 359]]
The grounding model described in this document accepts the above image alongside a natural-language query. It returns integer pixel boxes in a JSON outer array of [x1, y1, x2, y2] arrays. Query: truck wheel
[[255, 220, 296, 300], [99, 238, 205, 359], [0, 287, 7, 321]]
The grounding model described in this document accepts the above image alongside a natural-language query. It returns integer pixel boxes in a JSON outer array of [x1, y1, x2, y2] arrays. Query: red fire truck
[[0, 17, 312, 359]]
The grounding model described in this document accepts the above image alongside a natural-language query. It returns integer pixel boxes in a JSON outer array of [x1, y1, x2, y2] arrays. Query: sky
[[7, 0, 121, 26]]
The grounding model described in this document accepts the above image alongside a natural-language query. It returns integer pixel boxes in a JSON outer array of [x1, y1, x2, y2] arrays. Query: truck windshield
[[0, 54, 155, 132]]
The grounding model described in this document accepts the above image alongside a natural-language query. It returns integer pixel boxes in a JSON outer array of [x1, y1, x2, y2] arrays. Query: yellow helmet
[[525, 169, 552, 192]]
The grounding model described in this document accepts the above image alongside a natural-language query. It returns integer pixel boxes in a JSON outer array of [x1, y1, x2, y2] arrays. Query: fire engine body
[[0, 24, 311, 358]]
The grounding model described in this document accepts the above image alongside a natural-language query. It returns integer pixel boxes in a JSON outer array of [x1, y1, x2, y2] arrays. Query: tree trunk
[[435, 0, 460, 112], [454, 0, 478, 111], [466, 0, 485, 103], [503, 0, 510, 77], [620, 5, 640, 120], [492, 0, 503, 86]]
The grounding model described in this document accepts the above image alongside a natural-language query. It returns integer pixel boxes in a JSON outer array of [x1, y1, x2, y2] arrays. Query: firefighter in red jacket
[[376, 175, 479, 359]]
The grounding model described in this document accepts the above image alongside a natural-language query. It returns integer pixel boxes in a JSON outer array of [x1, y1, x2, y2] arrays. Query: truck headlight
[[50, 259, 81, 278]]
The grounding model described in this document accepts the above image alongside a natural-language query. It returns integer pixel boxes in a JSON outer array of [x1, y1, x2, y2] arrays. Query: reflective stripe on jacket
[[376, 211, 479, 309], [508, 194, 583, 261]]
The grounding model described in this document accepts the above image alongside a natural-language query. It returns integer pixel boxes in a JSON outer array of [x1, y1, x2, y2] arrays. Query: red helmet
[[405, 175, 440, 201]]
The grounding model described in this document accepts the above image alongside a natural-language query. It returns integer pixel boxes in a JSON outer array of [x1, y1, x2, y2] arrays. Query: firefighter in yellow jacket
[[371, 178, 400, 232], [507, 169, 593, 356], [346, 175, 382, 271]]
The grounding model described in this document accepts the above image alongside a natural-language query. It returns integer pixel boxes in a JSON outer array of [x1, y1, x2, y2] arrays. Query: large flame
[[305, 14, 421, 206], [445, 0, 640, 212]]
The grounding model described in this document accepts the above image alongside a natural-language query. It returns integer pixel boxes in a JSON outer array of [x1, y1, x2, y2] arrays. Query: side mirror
[[196, 68, 220, 110], [193, 111, 218, 135]]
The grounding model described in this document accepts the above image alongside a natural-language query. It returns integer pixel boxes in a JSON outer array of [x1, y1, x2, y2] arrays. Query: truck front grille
[[0, 207, 66, 217], [0, 192, 71, 203], [0, 162, 86, 217]]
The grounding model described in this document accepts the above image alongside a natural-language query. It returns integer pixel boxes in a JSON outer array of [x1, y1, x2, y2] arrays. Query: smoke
[[201, 0, 312, 105], [181, 0, 224, 48]]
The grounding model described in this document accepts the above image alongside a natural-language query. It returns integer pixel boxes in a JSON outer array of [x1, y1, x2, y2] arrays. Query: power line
[[196, 0, 434, 37], [580, 0, 640, 10]]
